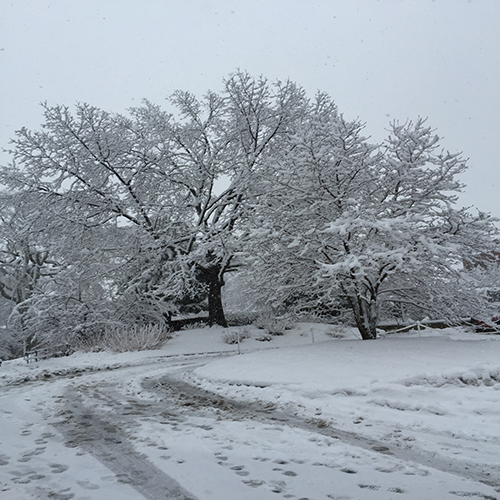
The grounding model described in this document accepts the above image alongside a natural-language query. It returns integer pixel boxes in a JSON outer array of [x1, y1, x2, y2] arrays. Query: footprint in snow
[[12, 476, 32, 485], [28, 473, 45, 481], [372, 445, 392, 454], [359, 484, 380, 490], [230, 465, 250, 476], [49, 463, 69, 474], [388, 487, 405, 493], [38, 488, 74, 500], [76, 479, 99, 490], [243, 479, 265, 488], [214, 452, 229, 465], [269, 479, 287, 494], [116, 473, 133, 483], [340, 468, 357, 474], [17, 447, 46, 463], [375, 466, 395, 473]]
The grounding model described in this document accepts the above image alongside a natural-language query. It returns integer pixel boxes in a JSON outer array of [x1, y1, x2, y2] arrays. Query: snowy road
[[0, 357, 211, 499], [1, 347, 499, 500]]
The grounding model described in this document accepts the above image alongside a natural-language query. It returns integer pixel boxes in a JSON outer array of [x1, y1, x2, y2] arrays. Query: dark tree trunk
[[208, 275, 227, 327], [197, 260, 228, 327], [348, 293, 378, 340]]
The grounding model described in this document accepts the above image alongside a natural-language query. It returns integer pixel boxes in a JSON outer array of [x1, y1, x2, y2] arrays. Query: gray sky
[[1, 0, 499, 216]]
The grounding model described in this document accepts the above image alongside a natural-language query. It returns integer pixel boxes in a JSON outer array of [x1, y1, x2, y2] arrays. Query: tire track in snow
[[46, 357, 499, 496], [148, 371, 500, 491], [55, 389, 198, 500]]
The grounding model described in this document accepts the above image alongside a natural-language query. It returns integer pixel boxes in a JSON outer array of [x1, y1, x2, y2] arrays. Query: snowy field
[[0, 323, 499, 499]]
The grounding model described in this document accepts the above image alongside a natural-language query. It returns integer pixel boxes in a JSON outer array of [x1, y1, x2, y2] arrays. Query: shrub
[[180, 320, 208, 330], [255, 333, 273, 342], [253, 316, 294, 336], [222, 327, 251, 345], [325, 325, 346, 339], [77, 324, 172, 353]]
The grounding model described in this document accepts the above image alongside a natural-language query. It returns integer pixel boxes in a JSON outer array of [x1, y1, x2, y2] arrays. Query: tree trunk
[[348, 293, 378, 340], [197, 260, 228, 327], [208, 275, 227, 327]]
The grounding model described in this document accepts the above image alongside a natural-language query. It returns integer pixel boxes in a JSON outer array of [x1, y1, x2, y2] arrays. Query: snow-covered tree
[[249, 105, 497, 339], [0, 72, 307, 332], [8, 106, 198, 322], [0, 192, 61, 355], [165, 72, 307, 325], [244, 95, 376, 321]]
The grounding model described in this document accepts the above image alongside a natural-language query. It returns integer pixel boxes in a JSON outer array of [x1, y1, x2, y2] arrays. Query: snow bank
[[193, 332, 500, 392]]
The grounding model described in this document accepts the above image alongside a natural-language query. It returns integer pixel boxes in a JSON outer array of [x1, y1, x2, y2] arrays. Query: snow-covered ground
[[0, 323, 499, 499]]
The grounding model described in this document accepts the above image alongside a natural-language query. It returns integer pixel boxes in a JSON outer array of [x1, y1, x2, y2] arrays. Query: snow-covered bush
[[255, 332, 273, 342], [222, 327, 251, 345], [325, 325, 346, 339], [0, 327, 15, 360], [180, 320, 208, 330], [77, 324, 172, 353], [253, 316, 294, 336]]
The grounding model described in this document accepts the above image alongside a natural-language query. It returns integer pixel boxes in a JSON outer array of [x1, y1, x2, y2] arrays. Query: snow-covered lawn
[[0, 324, 499, 499]]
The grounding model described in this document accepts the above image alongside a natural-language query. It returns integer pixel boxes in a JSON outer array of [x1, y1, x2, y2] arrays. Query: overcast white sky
[[1, 0, 499, 216]]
